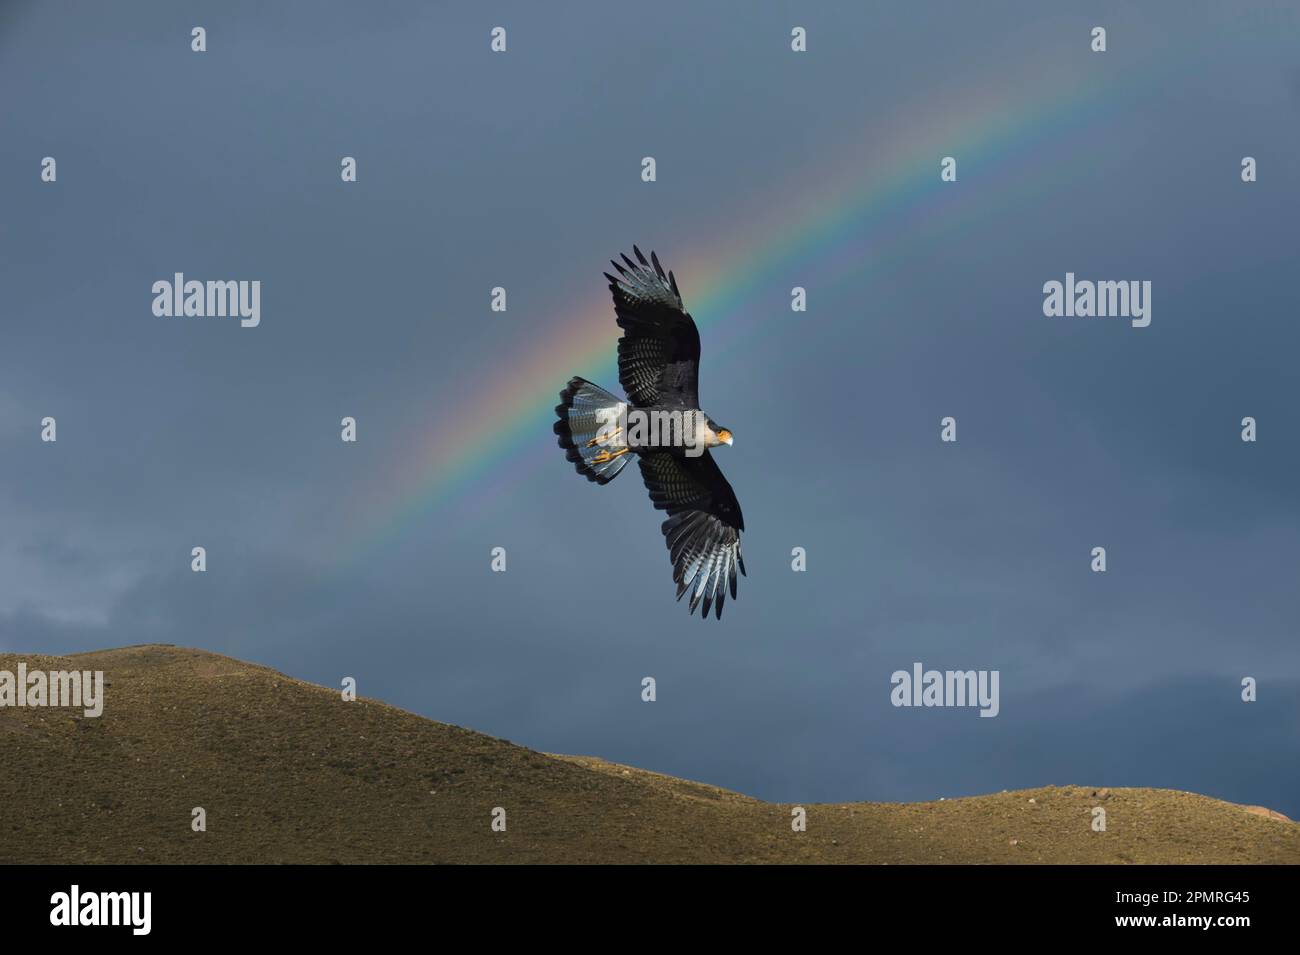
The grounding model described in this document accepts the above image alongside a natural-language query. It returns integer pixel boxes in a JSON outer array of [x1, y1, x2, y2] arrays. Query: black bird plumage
[[553, 247, 745, 620]]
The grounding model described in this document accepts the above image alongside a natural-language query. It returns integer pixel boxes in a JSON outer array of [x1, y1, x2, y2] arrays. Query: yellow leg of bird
[[590, 447, 630, 465], [587, 427, 622, 448]]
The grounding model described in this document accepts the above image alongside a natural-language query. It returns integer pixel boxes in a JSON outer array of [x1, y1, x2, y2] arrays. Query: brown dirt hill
[[0, 645, 1295, 864]]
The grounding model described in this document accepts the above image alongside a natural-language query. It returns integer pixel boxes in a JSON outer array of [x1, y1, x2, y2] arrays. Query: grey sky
[[3, 1, 1298, 817]]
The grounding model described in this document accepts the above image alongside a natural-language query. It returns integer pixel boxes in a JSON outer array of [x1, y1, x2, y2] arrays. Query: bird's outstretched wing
[[638, 451, 745, 620], [604, 247, 701, 409]]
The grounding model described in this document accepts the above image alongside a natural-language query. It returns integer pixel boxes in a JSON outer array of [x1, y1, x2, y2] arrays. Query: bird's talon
[[591, 447, 629, 465], [587, 427, 622, 448]]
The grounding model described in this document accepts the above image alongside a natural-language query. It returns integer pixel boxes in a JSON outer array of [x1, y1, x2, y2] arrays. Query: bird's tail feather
[[553, 377, 631, 484]]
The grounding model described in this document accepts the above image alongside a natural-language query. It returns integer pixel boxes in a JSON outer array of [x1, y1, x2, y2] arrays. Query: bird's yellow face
[[715, 428, 733, 447]]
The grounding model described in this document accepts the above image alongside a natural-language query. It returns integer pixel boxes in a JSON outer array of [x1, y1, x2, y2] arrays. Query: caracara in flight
[[554, 248, 745, 620]]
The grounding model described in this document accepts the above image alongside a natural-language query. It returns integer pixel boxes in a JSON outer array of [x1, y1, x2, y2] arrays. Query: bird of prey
[[554, 247, 745, 620]]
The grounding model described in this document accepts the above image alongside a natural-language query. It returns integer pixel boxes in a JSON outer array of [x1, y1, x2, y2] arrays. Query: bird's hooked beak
[[718, 429, 734, 447]]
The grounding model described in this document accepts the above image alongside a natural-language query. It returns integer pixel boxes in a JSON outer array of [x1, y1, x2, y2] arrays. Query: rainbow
[[340, 52, 1162, 564]]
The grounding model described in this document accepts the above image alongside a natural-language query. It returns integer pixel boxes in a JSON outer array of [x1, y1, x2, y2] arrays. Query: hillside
[[1, 645, 1295, 864]]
